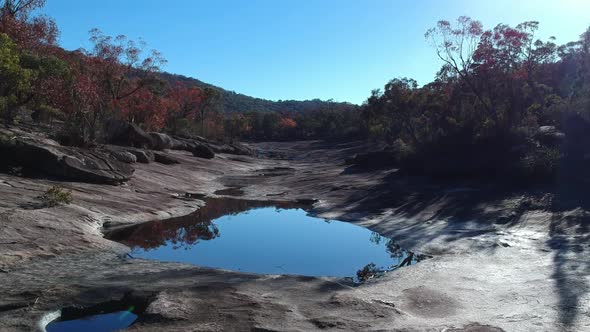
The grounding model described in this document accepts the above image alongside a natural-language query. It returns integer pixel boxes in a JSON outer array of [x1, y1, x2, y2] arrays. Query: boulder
[[169, 137, 197, 150], [207, 143, 252, 156], [124, 148, 155, 164], [0, 136, 134, 184], [535, 126, 565, 147], [538, 125, 558, 134], [170, 136, 253, 157], [108, 121, 153, 148], [190, 144, 215, 159], [148, 132, 174, 150], [169, 138, 188, 150], [100, 146, 137, 164], [153, 152, 180, 165], [109, 150, 137, 164], [230, 143, 253, 156], [165, 136, 215, 159]]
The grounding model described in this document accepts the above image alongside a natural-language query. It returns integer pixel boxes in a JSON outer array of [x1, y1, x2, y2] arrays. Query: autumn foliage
[[2, 0, 590, 183], [279, 117, 297, 129], [0, 0, 363, 144]]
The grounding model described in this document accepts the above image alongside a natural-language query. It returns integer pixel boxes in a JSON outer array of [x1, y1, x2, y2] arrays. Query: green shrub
[[32, 105, 65, 124], [391, 138, 414, 163], [38, 186, 73, 207], [0, 132, 16, 145], [519, 146, 561, 181]]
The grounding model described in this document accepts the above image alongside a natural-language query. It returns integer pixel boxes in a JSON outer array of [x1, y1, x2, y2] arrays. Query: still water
[[45, 311, 137, 332], [107, 198, 417, 281]]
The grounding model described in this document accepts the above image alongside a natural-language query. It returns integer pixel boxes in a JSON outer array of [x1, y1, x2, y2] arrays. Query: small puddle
[[41, 293, 149, 332], [45, 310, 137, 332], [106, 198, 422, 282]]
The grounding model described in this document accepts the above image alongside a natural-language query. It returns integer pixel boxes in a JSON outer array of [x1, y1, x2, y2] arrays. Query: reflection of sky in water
[[46, 311, 137, 332], [130, 207, 410, 279]]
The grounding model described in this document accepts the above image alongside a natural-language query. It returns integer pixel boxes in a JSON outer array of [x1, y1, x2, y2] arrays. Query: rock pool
[[107, 198, 420, 281]]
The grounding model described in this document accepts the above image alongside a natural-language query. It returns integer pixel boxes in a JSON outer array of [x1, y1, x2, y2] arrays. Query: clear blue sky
[[43, 0, 590, 104]]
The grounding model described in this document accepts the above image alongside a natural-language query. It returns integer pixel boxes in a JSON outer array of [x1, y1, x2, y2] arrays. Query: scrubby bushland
[[3, 0, 590, 184], [237, 102, 361, 142], [0, 0, 363, 146], [359, 17, 590, 182]]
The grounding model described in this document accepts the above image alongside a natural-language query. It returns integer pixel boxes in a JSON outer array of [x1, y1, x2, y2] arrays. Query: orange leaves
[[279, 117, 297, 129], [0, 0, 57, 51], [118, 88, 171, 131], [115, 82, 208, 133], [168, 82, 203, 120]]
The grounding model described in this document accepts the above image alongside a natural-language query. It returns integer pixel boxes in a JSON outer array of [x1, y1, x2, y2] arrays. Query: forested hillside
[[159, 72, 354, 114], [0, 0, 359, 144]]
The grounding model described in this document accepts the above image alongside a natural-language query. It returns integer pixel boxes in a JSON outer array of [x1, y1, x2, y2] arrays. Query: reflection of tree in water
[[369, 231, 383, 245], [108, 198, 303, 250], [171, 223, 219, 250], [356, 263, 380, 282], [386, 240, 406, 259], [369, 232, 405, 260], [370, 231, 430, 263], [358, 232, 432, 282], [386, 239, 431, 266]]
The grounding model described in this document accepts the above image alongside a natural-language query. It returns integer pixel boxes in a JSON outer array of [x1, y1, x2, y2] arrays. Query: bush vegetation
[[0, 0, 359, 145], [2, 2, 590, 181], [38, 185, 72, 207], [359, 17, 590, 180]]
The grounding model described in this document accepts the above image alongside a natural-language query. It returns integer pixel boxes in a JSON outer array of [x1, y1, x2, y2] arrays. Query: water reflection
[[107, 198, 302, 250], [106, 198, 423, 281], [46, 311, 137, 332]]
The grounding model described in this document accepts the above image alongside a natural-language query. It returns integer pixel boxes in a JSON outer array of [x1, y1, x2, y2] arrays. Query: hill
[[159, 72, 357, 113]]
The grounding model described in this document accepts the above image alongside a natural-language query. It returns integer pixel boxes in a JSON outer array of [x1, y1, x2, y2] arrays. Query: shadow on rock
[[547, 182, 590, 329]]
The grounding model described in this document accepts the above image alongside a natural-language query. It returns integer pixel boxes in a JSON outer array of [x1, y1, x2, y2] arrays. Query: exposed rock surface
[[172, 136, 253, 157], [345, 149, 398, 170], [0, 133, 133, 184], [189, 143, 215, 159], [0, 140, 588, 331], [148, 132, 174, 151], [535, 125, 566, 147], [123, 147, 155, 164], [153, 151, 180, 165], [206, 141, 252, 156], [99, 145, 137, 164], [107, 121, 154, 149], [107, 120, 253, 160]]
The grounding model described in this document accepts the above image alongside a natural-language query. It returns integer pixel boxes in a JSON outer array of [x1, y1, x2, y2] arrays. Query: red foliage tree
[[117, 88, 170, 131], [279, 117, 297, 129], [425, 17, 493, 117], [0, 0, 58, 51], [167, 82, 203, 134], [47, 29, 168, 141], [84, 29, 166, 103], [474, 21, 556, 77]]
